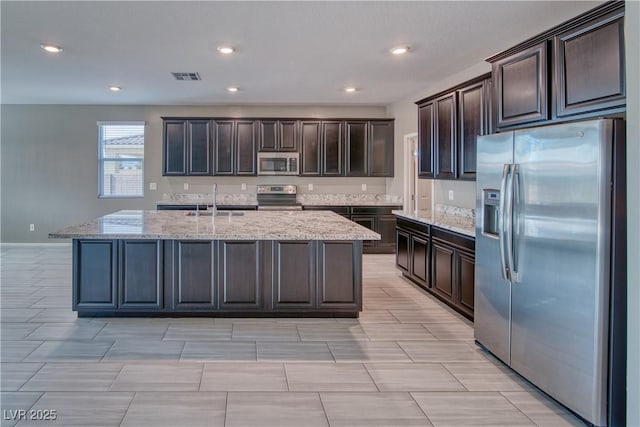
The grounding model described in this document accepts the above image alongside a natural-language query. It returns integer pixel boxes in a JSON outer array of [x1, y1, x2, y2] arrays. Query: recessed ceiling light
[[217, 46, 235, 54], [344, 87, 357, 93], [109, 86, 122, 92], [40, 43, 63, 53], [227, 87, 239, 92], [390, 46, 409, 55]]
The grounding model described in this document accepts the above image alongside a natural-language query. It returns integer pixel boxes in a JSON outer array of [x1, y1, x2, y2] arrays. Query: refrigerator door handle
[[511, 164, 520, 282], [505, 164, 517, 284], [498, 164, 511, 282]]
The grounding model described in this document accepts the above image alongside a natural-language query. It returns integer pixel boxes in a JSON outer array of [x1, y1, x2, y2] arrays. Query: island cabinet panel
[[300, 121, 321, 176], [74, 240, 118, 310], [217, 241, 262, 310], [236, 120, 257, 175], [317, 241, 361, 310], [118, 240, 163, 310], [172, 241, 216, 310], [494, 42, 549, 128], [271, 241, 315, 309], [554, 9, 625, 117]]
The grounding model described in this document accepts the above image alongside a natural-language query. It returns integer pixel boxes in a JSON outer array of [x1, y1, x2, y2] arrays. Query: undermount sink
[[185, 211, 244, 217]]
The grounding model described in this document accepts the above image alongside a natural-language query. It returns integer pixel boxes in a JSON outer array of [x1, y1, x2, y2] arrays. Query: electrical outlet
[[361, 183, 367, 191], [448, 190, 454, 200], [241, 183, 247, 191], [149, 182, 157, 190], [183, 183, 189, 190], [29, 224, 35, 232], [308, 183, 313, 191]]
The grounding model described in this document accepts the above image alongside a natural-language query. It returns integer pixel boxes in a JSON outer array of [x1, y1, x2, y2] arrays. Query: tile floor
[[0, 245, 585, 426]]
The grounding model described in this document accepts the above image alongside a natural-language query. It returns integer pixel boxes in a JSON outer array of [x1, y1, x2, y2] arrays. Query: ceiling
[[1, 1, 603, 106]]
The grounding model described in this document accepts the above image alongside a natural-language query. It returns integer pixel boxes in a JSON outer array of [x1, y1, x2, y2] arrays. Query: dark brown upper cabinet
[[418, 103, 434, 178], [345, 121, 368, 177], [321, 121, 343, 176], [300, 121, 321, 176], [434, 93, 457, 180], [344, 120, 394, 177], [487, 1, 625, 129], [416, 74, 490, 181], [259, 120, 298, 152], [554, 7, 625, 117], [369, 121, 394, 177], [457, 80, 487, 180], [163, 119, 211, 176], [213, 120, 256, 176], [493, 42, 549, 128]]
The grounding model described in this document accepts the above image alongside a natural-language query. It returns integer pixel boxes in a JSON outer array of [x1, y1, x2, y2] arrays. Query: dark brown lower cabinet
[[395, 216, 475, 320], [73, 240, 118, 310], [217, 241, 262, 310], [351, 215, 376, 250], [317, 241, 360, 310], [272, 241, 315, 310], [118, 240, 163, 310], [172, 241, 216, 310], [73, 239, 363, 316]]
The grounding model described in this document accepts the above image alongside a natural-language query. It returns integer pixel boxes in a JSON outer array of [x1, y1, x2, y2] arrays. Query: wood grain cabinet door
[[317, 241, 360, 310], [494, 42, 549, 128], [259, 120, 278, 151], [434, 93, 457, 179], [368, 121, 394, 177], [554, 9, 625, 117], [217, 241, 262, 310], [458, 82, 485, 180], [278, 120, 298, 151], [187, 120, 211, 175], [410, 234, 430, 287], [301, 121, 321, 176], [119, 240, 163, 310], [272, 241, 315, 310], [235, 120, 257, 175], [455, 250, 475, 319], [431, 239, 454, 303], [395, 229, 410, 273], [321, 121, 343, 176], [345, 121, 368, 176], [418, 103, 434, 178], [163, 120, 187, 175], [172, 241, 216, 310], [74, 240, 118, 310]]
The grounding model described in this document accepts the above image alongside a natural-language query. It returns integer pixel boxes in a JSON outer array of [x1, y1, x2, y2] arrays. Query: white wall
[[386, 61, 490, 209], [625, 2, 639, 425]]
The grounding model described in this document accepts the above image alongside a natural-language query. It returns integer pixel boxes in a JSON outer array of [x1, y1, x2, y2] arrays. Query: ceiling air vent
[[171, 72, 201, 81]]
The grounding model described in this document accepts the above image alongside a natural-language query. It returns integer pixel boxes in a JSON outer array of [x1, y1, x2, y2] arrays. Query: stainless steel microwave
[[257, 152, 299, 175]]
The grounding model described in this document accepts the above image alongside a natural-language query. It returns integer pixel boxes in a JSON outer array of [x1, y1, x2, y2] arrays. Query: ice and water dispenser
[[483, 189, 500, 237]]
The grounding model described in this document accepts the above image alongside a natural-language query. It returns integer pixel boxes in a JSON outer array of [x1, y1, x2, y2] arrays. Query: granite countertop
[[393, 205, 476, 238], [49, 210, 381, 241], [156, 193, 403, 207]]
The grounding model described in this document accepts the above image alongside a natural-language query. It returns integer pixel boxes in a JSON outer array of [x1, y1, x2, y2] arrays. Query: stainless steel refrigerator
[[474, 118, 626, 427]]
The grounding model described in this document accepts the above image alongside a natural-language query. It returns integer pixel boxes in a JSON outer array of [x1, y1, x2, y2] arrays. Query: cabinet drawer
[[396, 217, 430, 238]]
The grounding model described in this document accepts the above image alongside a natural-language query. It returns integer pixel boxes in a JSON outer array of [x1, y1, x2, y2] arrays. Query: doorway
[[403, 133, 432, 214]]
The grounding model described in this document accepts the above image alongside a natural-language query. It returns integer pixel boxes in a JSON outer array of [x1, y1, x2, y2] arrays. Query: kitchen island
[[49, 210, 379, 317]]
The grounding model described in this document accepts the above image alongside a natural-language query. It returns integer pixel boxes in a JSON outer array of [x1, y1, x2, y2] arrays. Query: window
[[98, 121, 145, 197]]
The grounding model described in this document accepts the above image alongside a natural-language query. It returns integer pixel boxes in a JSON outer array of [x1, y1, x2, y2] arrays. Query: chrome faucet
[[211, 184, 218, 215]]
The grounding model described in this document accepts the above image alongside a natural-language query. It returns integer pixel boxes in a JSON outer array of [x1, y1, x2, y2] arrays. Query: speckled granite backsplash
[[434, 204, 476, 221], [160, 193, 403, 206], [298, 194, 403, 205]]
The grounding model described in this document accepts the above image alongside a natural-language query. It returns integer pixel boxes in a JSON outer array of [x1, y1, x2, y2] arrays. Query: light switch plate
[[308, 183, 313, 191], [361, 183, 367, 191], [183, 183, 189, 190], [448, 190, 454, 200], [149, 182, 157, 190], [241, 183, 247, 191]]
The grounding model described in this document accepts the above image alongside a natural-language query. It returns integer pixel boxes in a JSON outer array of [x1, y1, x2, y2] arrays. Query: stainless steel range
[[256, 184, 303, 211]]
